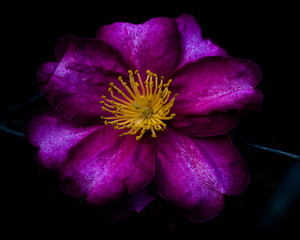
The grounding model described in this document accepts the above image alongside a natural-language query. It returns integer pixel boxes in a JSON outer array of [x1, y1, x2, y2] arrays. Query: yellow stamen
[[100, 70, 177, 140]]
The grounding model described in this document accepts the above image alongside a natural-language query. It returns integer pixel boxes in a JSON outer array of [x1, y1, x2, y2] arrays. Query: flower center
[[100, 70, 178, 140]]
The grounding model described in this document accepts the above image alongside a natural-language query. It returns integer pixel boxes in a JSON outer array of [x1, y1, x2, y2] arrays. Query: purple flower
[[24, 14, 262, 222]]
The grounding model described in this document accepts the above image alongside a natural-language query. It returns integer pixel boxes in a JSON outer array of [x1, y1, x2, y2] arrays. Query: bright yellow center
[[100, 70, 178, 140]]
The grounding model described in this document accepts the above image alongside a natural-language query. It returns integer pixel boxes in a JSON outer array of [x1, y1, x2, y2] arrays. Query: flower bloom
[[24, 14, 262, 222]]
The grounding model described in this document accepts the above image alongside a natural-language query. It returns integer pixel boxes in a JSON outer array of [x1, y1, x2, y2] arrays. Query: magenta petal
[[59, 126, 155, 206], [170, 56, 262, 137], [39, 36, 129, 124], [37, 61, 58, 86], [100, 187, 157, 221], [175, 14, 227, 69], [54, 35, 73, 61], [153, 128, 249, 222], [24, 105, 100, 171], [96, 17, 181, 78], [171, 113, 239, 137]]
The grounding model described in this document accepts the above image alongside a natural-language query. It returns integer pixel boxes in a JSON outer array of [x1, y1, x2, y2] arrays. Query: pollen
[[100, 70, 178, 140]]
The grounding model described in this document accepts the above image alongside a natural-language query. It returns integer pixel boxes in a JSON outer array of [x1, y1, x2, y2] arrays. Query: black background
[[1, 2, 299, 239]]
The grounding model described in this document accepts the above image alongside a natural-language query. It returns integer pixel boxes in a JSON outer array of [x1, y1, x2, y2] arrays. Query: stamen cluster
[[100, 70, 177, 140]]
